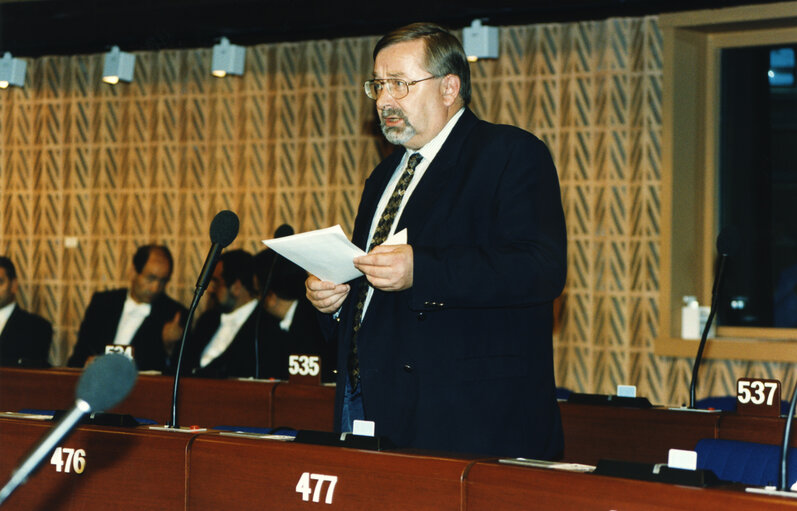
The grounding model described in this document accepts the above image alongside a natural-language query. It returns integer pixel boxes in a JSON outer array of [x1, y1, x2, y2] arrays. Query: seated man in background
[[178, 249, 260, 378], [253, 249, 335, 381], [0, 256, 53, 367], [67, 244, 186, 372]]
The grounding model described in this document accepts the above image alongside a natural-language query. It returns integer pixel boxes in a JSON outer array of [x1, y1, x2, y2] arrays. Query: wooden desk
[[187, 434, 475, 511], [4, 416, 797, 511], [464, 460, 797, 510], [559, 402, 722, 465], [0, 368, 295, 429], [0, 417, 195, 510]]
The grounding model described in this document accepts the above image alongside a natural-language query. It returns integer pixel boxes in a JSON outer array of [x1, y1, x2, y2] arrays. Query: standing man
[[0, 256, 53, 367], [306, 23, 567, 458], [67, 245, 186, 372], [179, 249, 261, 378]]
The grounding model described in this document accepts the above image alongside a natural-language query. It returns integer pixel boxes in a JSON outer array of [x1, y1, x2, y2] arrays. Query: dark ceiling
[[0, 0, 784, 57]]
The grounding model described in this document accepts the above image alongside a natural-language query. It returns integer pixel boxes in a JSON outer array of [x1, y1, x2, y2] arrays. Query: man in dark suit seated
[[253, 249, 335, 382], [67, 245, 187, 372], [306, 23, 567, 458], [0, 256, 53, 368], [179, 249, 261, 378]]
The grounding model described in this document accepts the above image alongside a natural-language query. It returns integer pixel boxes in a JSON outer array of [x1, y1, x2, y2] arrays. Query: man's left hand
[[354, 244, 413, 292]]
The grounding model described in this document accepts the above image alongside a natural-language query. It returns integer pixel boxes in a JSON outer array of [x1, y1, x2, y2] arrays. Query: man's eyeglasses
[[363, 76, 439, 100]]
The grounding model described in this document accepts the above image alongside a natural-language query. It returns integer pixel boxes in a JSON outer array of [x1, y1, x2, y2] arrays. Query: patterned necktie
[[348, 152, 423, 387]]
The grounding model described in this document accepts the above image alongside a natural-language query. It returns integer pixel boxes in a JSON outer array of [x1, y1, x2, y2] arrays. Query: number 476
[[50, 447, 86, 474]]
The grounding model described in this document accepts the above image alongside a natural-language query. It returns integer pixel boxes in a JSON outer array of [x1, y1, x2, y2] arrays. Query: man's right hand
[[306, 275, 350, 314]]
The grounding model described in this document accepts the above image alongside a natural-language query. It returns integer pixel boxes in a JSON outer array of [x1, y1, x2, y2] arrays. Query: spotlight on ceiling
[[102, 46, 135, 84], [0, 52, 27, 89], [211, 37, 245, 78], [463, 19, 499, 63]]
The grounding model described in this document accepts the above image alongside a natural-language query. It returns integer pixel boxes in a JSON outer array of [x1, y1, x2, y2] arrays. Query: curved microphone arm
[[168, 291, 204, 428], [780, 381, 797, 491], [688, 254, 727, 409]]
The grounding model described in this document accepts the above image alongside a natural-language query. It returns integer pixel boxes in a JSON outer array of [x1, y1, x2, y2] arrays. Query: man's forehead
[[374, 40, 426, 76]]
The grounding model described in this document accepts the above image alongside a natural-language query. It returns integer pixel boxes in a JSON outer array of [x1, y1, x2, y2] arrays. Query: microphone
[[195, 210, 240, 293], [254, 223, 294, 378], [169, 210, 239, 428], [0, 354, 137, 505], [688, 226, 739, 409]]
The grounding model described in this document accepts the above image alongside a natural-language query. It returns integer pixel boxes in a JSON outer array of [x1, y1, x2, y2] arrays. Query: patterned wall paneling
[[1, 17, 791, 404]]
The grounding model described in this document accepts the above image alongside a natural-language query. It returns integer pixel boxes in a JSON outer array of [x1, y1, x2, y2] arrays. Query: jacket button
[[417, 312, 425, 321], [403, 364, 413, 373]]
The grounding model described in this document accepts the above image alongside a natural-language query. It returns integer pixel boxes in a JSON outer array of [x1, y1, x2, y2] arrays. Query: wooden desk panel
[[0, 418, 194, 510], [718, 414, 787, 445], [0, 368, 281, 428], [271, 383, 335, 431], [187, 435, 474, 511], [559, 403, 721, 464], [464, 461, 797, 511]]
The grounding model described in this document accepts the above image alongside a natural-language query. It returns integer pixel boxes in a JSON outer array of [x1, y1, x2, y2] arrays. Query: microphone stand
[[689, 254, 727, 409], [168, 291, 204, 428]]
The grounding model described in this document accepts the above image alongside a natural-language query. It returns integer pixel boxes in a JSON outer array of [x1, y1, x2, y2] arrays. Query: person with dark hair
[[178, 249, 262, 378], [253, 249, 334, 381], [306, 23, 566, 458], [0, 256, 53, 367], [67, 245, 186, 371]]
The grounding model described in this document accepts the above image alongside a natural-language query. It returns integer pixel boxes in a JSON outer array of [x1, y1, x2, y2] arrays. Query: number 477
[[296, 472, 337, 504]]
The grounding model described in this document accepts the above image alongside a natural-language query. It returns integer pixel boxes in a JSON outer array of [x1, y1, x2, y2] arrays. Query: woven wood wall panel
[[1, 18, 787, 404]]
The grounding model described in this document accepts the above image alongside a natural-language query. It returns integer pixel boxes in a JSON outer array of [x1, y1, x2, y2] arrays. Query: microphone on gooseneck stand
[[169, 210, 239, 428], [254, 223, 294, 379], [688, 226, 740, 409], [0, 354, 137, 506]]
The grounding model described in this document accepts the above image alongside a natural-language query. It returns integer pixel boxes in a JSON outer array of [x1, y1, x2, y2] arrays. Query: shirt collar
[[123, 295, 152, 317], [411, 107, 465, 164], [219, 299, 259, 326], [279, 300, 299, 332], [0, 302, 16, 323]]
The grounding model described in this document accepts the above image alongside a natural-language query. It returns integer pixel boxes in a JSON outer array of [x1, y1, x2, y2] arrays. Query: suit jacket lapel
[[352, 148, 405, 250], [396, 109, 478, 237]]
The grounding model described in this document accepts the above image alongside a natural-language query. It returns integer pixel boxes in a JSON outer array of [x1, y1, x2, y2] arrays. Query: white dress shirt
[[200, 299, 258, 368], [361, 107, 466, 319], [112, 296, 152, 346], [0, 302, 16, 336]]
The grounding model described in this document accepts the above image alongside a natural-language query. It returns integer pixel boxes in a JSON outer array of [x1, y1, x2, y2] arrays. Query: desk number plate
[[50, 447, 86, 474], [296, 472, 337, 504], [737, 378, 781, 417]]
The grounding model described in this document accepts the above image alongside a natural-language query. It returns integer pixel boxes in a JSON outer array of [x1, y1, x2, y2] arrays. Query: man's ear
[[10, 279, 18, 296], [440, 74, 461, 106]]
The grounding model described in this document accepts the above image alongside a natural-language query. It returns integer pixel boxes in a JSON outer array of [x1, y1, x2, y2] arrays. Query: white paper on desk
[[262, 225, 365, 284]]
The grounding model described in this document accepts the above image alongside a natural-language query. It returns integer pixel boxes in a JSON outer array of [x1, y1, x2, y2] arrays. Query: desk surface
[[4, 367, 797, 466], [0, 367, 334, 431], [0, 417, 191, 511], [3, 417, 797, 510]]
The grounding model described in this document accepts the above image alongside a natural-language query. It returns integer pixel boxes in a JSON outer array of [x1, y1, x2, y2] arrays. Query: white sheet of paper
[[262, 225, 365, 284], [385, 228, 407, 245]]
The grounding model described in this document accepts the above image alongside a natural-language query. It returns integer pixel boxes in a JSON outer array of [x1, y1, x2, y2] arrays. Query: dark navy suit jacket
[[0, 305, 52, 367], [329, 109, 567, 459], [67, 288, 186, 372]]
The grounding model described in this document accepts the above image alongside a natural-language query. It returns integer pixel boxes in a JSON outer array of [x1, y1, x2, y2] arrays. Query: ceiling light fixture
[[463, 19, 499, 63], [102, 46, 135, 84], [211, 37, 245, 78], [0, 52, 27, 89]]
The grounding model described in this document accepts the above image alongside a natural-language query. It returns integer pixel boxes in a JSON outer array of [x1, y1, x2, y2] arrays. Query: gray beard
[[379, 109, 416, 145]]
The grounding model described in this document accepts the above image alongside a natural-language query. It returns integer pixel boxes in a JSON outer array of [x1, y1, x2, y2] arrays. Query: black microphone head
[[75, 354, 138, 412], [716, 226, 741, 256], [210, 210, 239, 248], [274, 223, 294, 238]]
